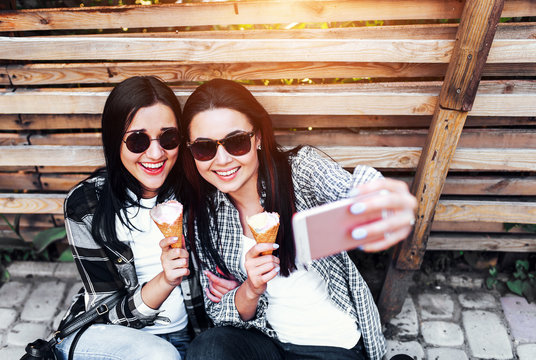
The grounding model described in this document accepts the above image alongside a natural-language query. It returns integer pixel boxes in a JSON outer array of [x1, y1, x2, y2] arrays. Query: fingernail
[[350, 202, 366, 215], [351, 228, 367, 240], [348, 188, 360, 197], [272, 243, 279, 249], [274, 266, 280, 273]]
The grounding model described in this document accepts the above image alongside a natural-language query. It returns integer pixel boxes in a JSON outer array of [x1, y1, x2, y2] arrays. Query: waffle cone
[[154, 213, 183, 248], [248, 223, 279, 255]]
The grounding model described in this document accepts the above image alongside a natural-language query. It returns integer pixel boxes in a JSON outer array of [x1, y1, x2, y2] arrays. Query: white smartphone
[[292, 193, 386, 264]]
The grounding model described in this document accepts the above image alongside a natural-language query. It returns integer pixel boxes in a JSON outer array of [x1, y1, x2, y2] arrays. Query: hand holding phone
[[292, 178, 417, 263], [293, 192, 384, 264]]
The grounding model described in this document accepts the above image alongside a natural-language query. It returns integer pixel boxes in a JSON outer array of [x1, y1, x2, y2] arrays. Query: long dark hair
[[92, 76, 184, 252], [181, 79, 299, 277]]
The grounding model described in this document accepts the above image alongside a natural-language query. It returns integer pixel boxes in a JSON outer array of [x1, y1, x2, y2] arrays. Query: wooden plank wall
[[1, 1, 535, 261]]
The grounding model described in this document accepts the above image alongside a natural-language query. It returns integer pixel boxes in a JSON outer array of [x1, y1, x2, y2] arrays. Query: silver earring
[[257, 144, 261, 150]]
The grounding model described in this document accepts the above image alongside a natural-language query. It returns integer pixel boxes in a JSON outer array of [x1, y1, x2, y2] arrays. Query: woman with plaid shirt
[[181, 79, 417, 360], [56, 77, 236, 360]]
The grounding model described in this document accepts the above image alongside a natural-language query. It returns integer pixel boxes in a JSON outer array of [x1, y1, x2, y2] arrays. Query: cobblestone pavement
[[1, 261, 535, 360]]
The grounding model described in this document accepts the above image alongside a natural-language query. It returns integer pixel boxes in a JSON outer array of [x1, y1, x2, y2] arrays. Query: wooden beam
[[39, 174, 86, 192], [431, 221, 531, 233], [380, 0, 506, 322], [0, 194, 65, 214], [2, 114, 534, 131], [2, 193, 532, 223], [427, 233, 536, 252], [393, 176, 536, 196], [6, 62, 448, 86], [28, 128, 536, 149], [275, 128, 536, 149], [1, 81, 535, 116], [1, 114, 101, 130], [434, 200, 536, 224], [396, 0, 506, 271], [1, 0, 533, 32], [5, 61, 535, 86], [2, 36, 534, 63], [28, 174, 536, 194], [0, 172, 41, 191], [1, 145, 535, 171], [440, 176, 536, 196]]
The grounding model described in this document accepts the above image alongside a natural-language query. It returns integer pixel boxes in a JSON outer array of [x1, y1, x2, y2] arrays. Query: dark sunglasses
[[123, 128, 180, 154], [187, 131, 255, 161]]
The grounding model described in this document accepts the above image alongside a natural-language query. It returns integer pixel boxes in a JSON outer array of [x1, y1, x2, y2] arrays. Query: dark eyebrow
[[193, 129, 250, 142], [124, 129, 147, 134], [125, 127, 176, 134]]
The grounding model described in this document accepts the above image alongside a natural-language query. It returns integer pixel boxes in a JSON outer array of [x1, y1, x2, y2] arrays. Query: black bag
[[21, 291, 123, 360]]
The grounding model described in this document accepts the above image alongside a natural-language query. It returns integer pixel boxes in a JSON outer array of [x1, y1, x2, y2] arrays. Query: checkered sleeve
[[291, 146, 382, 203], [64, 179, 160, 329], [194, 203, 275, 335]]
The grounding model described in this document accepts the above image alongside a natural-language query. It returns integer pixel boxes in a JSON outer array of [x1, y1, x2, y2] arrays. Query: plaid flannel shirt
[[196, 146, 386, 360], [63, 176, 210, 335]]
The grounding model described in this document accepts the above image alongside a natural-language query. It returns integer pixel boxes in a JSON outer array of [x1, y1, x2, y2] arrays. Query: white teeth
[[216, 168, 239, 176], [142, 161, 164, 169]]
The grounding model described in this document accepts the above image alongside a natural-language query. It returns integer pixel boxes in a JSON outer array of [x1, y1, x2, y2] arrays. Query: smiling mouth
[[141, 161, 165, 170], [215, 167, 239, 176]]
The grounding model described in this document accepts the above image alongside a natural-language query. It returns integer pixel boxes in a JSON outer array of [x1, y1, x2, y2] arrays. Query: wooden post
[[378, 0, 505, 322]]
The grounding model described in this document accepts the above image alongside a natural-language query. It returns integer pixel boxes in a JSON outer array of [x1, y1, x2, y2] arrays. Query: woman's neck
[[229, 187, 263, 238]]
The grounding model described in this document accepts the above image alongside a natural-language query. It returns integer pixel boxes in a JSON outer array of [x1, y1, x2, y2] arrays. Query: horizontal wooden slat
[[1, 82, 535, 116], [37, 166, 98, 174], [2, 114, 534, 131], [31, 173, 536, 194], [6, 61, 535, 86], [0, 66, 9, 85], [427, 233, 536, 252], [40, 174, 86, 192], [0, 134, 28, 146], [1, 0, 533, 32], [2, 214, 56, 228], [6, 62, 448, 86], [0, 146, 104, 167], [29, 128, 536, 149], [326, 147, 536, 171], [392, 176, 536, 196], [440, 176, 536, 196], [431, 221, 531, 233], [2, 194, 533, 227], [1, 145, 535, 171], [0, 173, 40, 191], [5, 219, 530, 239], [434, 200, 536, 224], [30, 133, 101, 146], [276, 128, 536, 149], [0, 194, 65, 214], [2, 36, 535, 63], [0, 114, 100, 130]]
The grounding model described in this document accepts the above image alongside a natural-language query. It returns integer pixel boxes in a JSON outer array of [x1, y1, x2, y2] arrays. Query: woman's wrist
[[235, 281, 262, 321], [141, 272, 176, 310]]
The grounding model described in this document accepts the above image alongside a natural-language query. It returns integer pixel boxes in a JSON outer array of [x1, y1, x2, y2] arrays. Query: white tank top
[[116, 196, 188, 334], [240, 235, 360, 348]]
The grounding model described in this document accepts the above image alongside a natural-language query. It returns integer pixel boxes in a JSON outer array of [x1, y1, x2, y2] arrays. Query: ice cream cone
[[150, 200, 184, 248], [247, 212, 280, 255]]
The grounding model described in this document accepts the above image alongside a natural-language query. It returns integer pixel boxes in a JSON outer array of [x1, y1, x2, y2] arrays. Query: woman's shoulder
[[64, 174, 106, 221], [288, 145, 338, 172], [288, 145, 320, 164]]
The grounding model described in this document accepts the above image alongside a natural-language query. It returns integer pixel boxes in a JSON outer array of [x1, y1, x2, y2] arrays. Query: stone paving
[[384, 273, 536, 360], [0, 261, 535, 360]]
